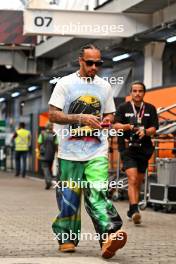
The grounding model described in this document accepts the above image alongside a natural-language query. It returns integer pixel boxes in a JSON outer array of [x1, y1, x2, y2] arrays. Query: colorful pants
[[52, 157, 123, 246]]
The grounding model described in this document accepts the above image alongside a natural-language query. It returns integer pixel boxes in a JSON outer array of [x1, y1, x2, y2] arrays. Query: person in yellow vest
[[13, 122, 31, 177]]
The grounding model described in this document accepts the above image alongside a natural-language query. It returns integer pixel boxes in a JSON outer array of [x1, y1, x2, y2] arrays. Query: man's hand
[[49, 105, 101, 128], [136, 128, 145, 139], [80, 114, 102, 129], [102, 116, 111, 123], [101, 116, 112, 128], [124, 124, 134, 131]]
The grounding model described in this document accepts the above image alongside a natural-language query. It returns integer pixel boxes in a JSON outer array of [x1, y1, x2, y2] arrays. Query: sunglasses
[[82, 59, 104, 67]]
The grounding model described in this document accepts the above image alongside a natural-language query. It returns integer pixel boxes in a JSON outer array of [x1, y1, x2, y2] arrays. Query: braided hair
[[79, 44, 100, 57]]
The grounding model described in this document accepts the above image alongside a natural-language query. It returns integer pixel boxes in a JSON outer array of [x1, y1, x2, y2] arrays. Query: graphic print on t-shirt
[[48, 72, 116, 161], [68, 94, 101, 137]]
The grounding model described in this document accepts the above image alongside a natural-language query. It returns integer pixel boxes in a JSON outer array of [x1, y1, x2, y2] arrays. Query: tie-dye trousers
[[52, 157, 123, 246]]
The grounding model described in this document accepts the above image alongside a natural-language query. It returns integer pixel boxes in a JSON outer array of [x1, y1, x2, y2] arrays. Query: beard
[[82, 65, 97, 79]]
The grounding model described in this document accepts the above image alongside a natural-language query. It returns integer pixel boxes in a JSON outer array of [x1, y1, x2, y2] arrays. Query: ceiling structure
[[1, 0, 176, 99], [124, 0, 176, 14]]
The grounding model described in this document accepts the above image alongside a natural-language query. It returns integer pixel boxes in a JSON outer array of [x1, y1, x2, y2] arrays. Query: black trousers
[[15, 151, 28, 177], [40, 160, 53, 185]]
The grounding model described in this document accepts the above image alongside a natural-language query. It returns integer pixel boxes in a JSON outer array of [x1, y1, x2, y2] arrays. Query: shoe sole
[[60, 248, 75, 253], [59, 246, 75, 253], [132, 212, 141, 225], [102, 230, 127, 259]]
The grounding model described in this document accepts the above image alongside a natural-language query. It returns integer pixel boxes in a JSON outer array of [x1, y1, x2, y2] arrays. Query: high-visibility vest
[[15, 128, 30, 151]]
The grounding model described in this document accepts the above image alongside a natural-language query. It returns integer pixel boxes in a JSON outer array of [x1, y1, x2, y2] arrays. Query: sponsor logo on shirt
[[125, 113, 134, 117]]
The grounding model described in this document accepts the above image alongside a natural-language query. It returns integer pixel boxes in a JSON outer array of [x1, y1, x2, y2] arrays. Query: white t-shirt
[[48, 72, 115, 161]]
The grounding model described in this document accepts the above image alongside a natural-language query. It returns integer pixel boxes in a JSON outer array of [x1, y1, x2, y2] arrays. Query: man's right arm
[[113, 123, 133, 132], [48, 105, 102, 129], [113, 104, 133, 132]]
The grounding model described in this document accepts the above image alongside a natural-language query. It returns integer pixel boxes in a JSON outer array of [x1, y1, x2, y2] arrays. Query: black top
[[116, 101, 159, 152]]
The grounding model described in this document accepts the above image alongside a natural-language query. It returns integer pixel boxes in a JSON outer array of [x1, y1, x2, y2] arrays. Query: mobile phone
[[100, 122, 111, 128]]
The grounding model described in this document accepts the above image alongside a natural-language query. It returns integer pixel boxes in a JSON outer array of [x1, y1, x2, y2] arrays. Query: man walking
[[13, 122, 31, 177], [114, 81, 159, 224], [48, 44, 127, 258], [38, 122, 58, 189]]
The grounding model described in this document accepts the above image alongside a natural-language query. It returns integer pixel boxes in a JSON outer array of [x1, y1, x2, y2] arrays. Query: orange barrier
[[34, 112, 49, 173], [39, 112, 49, 127]]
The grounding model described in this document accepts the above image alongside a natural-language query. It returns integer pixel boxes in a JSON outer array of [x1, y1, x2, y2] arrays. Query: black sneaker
[[45, 182, 52, 190], [127, 210, 132, 221]]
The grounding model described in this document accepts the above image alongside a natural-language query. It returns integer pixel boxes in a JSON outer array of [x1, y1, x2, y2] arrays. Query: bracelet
[[143, 128, 146, 135]]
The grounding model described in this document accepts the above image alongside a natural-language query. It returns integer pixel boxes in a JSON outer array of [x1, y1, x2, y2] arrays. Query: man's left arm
[[137, 105, 159, 139], [137, 127, 157, 139]]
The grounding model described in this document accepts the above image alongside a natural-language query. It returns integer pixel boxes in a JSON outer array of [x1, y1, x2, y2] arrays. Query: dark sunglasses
[[82, 59, 103, 67]]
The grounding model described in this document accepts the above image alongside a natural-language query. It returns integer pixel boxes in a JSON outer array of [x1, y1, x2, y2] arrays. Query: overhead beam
[[153, 2, 176, 26], [35, 36, 73, 57], [23, 8, 151, 38], [0, 51, 37, 74], [96, 0, 144, 12]]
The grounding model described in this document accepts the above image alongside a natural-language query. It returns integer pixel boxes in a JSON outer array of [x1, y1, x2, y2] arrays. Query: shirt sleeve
[[150, 105, 159, 129], [48, 81, 66, 110], [104, 84, 116, 114], [115, 104, 125, 123]]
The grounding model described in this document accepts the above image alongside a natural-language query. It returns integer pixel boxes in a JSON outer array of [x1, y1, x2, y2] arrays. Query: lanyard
[[131, 101, 145, 124]]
